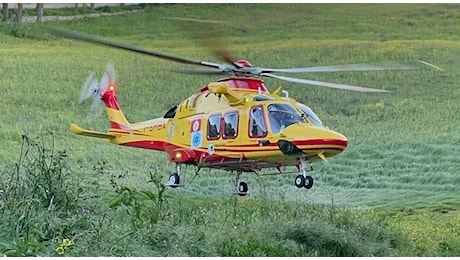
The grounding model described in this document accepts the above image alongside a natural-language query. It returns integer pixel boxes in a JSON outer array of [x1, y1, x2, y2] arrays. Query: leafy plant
[[110, 171, 168, 229], [0, 133, 84, 255]]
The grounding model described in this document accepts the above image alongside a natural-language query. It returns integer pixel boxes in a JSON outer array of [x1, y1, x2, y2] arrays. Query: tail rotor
[[79, 63, 116, 120]]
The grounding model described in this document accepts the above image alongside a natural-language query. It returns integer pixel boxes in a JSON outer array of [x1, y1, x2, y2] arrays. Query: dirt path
[[21, 9, 143, 23]]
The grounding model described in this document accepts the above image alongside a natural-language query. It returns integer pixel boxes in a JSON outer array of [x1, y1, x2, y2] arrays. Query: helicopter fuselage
[[97, 77, 348, 173]]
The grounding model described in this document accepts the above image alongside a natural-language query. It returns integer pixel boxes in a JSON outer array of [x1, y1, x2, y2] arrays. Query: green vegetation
[[0, 3, 459, 256]]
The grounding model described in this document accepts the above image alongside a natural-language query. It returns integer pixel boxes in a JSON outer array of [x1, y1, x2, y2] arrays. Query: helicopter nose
[[277, 125, 348, 159]]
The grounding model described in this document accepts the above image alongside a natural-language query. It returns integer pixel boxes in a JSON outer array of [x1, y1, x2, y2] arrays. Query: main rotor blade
[[48, 28, 223, 69], [164, 17, 239, 67], [170, 68, 227, 75], [260, 63, 415, 74], [262, 73, 391, 93], [164, 17, 227, 25]]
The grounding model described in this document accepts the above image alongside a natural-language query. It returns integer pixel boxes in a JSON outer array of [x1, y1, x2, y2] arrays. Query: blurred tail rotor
[[79, 63, 116, 121]]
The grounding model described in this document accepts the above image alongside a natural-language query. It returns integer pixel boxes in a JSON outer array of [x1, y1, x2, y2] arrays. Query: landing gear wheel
[[304, 176, 314, 189], [294, 175, 305, 188], [237, 181, 248, 196], [168, 172, 180, 188]]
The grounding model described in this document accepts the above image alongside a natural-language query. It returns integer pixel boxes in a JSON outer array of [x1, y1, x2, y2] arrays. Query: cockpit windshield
[[298, 103, 323, 127], [267, 103, 305, 134]]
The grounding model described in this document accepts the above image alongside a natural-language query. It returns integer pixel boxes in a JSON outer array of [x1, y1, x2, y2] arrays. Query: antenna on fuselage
[[282, 90, 289, 99]]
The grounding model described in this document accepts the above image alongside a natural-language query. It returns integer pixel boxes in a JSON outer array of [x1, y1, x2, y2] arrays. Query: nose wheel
[[294, 157, 314, 189], [294, 174, 314, 189]]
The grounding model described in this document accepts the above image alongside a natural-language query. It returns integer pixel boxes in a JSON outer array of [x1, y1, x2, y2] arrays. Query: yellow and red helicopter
[[51, 28, 418, 196]]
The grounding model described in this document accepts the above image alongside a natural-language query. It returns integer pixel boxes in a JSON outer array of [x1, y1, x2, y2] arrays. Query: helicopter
[[49, 28, 424, 196]]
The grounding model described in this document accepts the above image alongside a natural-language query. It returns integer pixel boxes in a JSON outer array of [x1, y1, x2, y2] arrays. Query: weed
[[109, 171, 168, 229], [0, 133, 83, 256]]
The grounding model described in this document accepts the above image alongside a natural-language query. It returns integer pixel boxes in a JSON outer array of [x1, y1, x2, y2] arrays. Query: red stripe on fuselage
[[221, 139, 348, 148], [293, 139, 348, 148], [222, 139, 348, 148], [120, 140, 168, 151], [119, 139, 347, 153], [118, 138, 347, 161]]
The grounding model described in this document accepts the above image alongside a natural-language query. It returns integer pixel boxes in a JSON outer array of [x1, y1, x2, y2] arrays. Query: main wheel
[[168, 172, 180, 188], [304, 176, 314, 189], [237, 181, 248, 196], [294, 175, 305, 188]]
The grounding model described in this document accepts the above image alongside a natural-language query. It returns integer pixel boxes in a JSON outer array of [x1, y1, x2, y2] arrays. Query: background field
[[0, 3, 459, 256]]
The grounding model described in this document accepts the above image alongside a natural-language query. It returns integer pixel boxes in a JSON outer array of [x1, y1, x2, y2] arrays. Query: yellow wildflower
[[62, 238, 73, 247], [55, 246, 65, 255]]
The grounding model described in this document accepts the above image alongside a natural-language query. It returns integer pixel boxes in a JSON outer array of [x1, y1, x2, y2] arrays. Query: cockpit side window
[[223, 112, 238, 139], [298, 103, 323, 127], [249, 106, 267, 138], [268, 103, 305, 134], [207, 114, 221, 140]]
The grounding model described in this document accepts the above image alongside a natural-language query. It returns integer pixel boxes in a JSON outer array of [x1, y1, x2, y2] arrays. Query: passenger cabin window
[[249, 106, 267, 137], [223, 112, 238, 139], [207, 114, 221, 139]]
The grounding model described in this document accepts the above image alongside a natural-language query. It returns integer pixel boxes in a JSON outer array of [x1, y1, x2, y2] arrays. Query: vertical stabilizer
[[79, 63, 131, 129], [101, 89, 130, 129]]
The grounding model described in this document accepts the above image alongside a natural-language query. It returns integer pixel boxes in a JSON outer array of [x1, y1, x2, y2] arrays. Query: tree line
[[1, 3, 97, 23]]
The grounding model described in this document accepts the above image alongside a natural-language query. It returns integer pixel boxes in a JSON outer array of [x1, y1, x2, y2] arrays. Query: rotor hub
[[236, 59, 253, 68]]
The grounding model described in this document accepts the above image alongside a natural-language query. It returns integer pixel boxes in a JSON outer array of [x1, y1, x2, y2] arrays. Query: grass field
[[0, 3, 459, 256]]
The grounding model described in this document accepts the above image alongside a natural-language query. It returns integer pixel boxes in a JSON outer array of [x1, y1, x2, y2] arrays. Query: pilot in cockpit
[[268, 104, 302, 134]]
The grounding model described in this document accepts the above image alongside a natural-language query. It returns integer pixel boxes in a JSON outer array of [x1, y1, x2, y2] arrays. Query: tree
[[36, 3, 44, 22], [1, 3, 8, 21], [90, 3, 95, 9], [14, 3, 23, 23]]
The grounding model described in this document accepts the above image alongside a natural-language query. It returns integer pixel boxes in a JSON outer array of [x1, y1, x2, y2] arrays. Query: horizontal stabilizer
[[70, 123, 116, 140]]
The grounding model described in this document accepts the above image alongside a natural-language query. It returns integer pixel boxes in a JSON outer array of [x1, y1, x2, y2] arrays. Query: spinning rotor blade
[[79, 73, 98, 104], [171, 68, 227, 75], [164, 17, 240, 67], [262, 73, 391, 93], [48, 28, 223, 69], [87, 97, 105, 121], [164, 17, 227, 25], [100, 63, 116, 90], [259, 63, 415, 74], [79, 63, 118, 121], [50, 28, 420, 92]]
